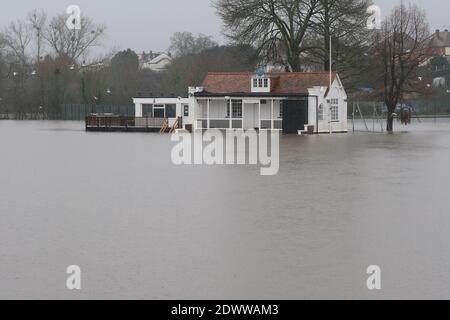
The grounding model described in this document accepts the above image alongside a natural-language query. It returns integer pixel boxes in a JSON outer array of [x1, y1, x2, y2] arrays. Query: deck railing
[[196, 118, 282, 130], [196, 118, 244, 129], [261, 119, 283, 130], [85, 115, 182, 131], [135, 117, 166, 128], [86, 115, 135, 128]]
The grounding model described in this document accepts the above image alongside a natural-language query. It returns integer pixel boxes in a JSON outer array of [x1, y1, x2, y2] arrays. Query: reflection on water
[[0, 119, 449, 299]]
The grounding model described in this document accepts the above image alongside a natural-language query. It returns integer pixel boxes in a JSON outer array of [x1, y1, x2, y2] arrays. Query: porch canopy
[[194, 96, 297, 130]]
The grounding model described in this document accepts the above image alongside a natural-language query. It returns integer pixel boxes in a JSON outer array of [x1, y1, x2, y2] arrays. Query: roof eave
[[194, 92, 310, 98]]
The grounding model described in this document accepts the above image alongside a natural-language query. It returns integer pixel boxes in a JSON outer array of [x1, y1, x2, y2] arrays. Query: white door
[[243, 103, 257, 129]]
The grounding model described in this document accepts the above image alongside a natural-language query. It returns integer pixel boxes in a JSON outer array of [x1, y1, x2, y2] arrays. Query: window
[[183, 105, 189, 117], [143, 104, 153, 117], [252, 77, 270, 89], [227, 100, 242, 118], [166, 104, 176, 118], [153, 105, 165, 118], [232, 100, 242, 118], [330, 99, 339, 121], [318, 104, 324, 121], [279, 104, 283, 118]]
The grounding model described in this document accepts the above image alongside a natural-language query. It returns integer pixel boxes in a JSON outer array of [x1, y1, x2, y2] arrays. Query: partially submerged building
[[133, 71, 348, 134]]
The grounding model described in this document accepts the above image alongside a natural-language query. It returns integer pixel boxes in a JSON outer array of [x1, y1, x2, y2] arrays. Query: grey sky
[[0, 0, 447, 54]]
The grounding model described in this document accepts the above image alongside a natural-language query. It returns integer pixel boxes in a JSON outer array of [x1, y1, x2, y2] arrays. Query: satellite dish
[[255, 67, 265, 77]]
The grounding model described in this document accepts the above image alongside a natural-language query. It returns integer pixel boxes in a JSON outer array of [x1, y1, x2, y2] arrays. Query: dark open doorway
[[282, 99, 308, 134]]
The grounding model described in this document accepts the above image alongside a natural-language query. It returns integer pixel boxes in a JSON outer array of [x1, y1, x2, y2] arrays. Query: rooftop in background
[[134, 91, 186, 99], [138, 51, 172, 72], [430, 29, 450, 48]]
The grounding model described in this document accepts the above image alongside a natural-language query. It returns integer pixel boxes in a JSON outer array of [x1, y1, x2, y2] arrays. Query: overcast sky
[[0, 0, 447, 54]]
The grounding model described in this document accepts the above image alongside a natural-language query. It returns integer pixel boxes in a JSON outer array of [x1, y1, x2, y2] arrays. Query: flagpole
[[329, 35, 333, 134]]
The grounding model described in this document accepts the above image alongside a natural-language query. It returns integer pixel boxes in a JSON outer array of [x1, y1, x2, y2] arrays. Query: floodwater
[[0, 119, 449, 300]]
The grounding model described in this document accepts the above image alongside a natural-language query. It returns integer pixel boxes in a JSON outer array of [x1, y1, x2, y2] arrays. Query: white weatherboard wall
[[193, 97, 282, 130], [133, 97, 189, 127], [308, 76, 348, 133], [196, 99, 281, 119]]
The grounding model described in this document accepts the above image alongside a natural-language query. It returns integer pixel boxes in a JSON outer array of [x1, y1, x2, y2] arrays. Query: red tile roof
[[200, 72, 337, 96]]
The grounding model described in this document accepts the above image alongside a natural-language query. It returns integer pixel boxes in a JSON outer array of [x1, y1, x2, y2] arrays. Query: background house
[[138, 51, 172, 72], [429, 29, 450, 59]]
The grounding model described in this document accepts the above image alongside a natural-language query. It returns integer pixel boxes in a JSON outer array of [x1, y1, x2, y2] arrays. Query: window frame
[[143, 104, 153, 117], [227, 100, 242, 118], [153, 104, 165, 118], [252, 77, 270, 89], [330, 99, 339, 121], [165, 104, 177, 119], [232, 100, 243, 118]]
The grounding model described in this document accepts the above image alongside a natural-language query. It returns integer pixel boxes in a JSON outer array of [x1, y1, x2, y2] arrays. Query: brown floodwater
[[0, 119, 449, 299]]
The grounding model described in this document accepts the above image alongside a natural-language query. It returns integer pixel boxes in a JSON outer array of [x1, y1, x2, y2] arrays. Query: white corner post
[[258, 100, 261, 130], [271, 99, 274, 130], [242, 101, 245, 129], [207, 99, 210, 129], [135, 103, 143, 118], [329, 35, 333, 135], [229, 99, 233, 129], [329, 102, 332, 134]]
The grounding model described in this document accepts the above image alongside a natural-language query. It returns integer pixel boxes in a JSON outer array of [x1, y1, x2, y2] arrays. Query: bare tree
[[311, 0, 371, 72], [373, 3, 430, 131], [28, 10, 47, 63], [1, 20, 35, 118], [169, 32, 218, 57], [28, 10, 47, 116], [0, 9, 108, 119], [1, 20, 33, 67], [43, 14, 105, 62], [214, 0, 320, 71]]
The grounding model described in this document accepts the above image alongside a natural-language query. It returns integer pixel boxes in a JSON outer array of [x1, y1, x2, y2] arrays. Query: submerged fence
[[348, 99, 450, 118], [62, 104, 135, 120], [349, 99, 450, 133]]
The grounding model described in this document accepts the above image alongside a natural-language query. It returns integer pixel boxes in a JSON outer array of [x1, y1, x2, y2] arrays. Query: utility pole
[[329, 36, 333, 135]]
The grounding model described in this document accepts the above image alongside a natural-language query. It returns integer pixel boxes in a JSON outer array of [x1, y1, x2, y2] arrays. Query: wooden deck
[[85, 115, 181, 132]]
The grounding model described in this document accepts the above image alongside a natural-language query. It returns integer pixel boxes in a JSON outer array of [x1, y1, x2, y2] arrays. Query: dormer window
[[251, 76, 271, 93], [253, 78, 268, 88]]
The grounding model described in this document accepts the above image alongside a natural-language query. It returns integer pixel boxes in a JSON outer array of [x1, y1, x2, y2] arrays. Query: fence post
[[352, 102, 355, 133]]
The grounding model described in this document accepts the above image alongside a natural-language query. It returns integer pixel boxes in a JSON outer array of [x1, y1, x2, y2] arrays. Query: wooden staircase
[[169, 118, 180, 133], [159, 119, 169, 133], [160, 117, 181, 134]]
